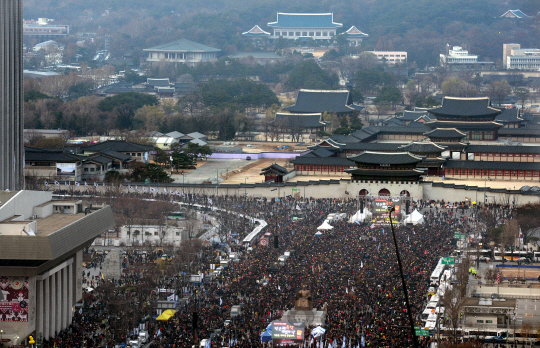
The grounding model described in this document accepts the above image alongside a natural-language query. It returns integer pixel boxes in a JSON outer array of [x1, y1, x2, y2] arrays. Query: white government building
[[440, 46, 478, 65]]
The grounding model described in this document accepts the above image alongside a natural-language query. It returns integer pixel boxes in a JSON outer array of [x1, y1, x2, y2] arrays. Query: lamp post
[[388, 205, 419, 348], [181, 171, 185, 195]]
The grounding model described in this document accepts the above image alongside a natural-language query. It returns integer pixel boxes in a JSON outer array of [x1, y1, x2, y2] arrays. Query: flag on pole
[[75, 181, 80, 186], [44, 181, 49, 186], [497, 271, 500, 284], [296, 205, 301, 210], [163, 188, 167, 193], [94, 182, 98, 187], [54, 181, 59, 186], [129, 185, 133, 189], [220, 298, 223, 306]]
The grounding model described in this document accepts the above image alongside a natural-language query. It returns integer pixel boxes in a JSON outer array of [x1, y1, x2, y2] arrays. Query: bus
[[493, 250, 531, 261]]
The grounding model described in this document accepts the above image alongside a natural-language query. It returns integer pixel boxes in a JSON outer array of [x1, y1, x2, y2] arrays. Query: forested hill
[[24, 0, 540, 67]]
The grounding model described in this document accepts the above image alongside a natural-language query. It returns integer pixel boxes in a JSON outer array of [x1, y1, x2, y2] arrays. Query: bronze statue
[[294, 284, 313, 311]]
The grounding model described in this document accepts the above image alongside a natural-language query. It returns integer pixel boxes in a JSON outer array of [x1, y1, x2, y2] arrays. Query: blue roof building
[[266, 13, 342, 41], [341, 26, 369, 46], [242, 25, 271, 38]]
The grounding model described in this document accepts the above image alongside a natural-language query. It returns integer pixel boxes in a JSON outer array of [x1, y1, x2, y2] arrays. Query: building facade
[[440, 46, 478, 65], [504, 43, 540, 70], [368, 51, 407, 65], [144, 39, 220, 67], [0, 191, 114, 345], [267, 13, 342, 40], [1, 0, 24, 191]]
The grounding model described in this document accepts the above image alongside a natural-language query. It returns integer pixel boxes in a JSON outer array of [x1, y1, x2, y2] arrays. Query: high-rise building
[[0, 0, 24, 190]]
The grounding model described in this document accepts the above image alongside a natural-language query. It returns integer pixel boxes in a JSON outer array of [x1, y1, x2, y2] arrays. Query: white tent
[[349, 208, 372, 223], [317, 220, 334, 230], [314, 231, 323, 237], [405, 209, 424, 225]]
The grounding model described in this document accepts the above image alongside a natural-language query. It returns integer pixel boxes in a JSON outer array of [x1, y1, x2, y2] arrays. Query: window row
[[446, 169, 540, 177], [275, 31, 334, 37], [296, 165, 347, 172]]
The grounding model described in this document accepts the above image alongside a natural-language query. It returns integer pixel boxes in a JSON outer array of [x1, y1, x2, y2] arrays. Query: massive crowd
[[43, 190, 478, 348]]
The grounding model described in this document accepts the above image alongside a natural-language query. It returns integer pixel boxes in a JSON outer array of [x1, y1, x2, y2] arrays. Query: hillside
[[23, 0, 540, 67]]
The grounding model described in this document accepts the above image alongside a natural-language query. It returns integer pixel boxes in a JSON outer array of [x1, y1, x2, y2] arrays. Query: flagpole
[[388, 206, 419, 348]]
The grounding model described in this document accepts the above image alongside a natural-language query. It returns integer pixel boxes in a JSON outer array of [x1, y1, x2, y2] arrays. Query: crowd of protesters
[[41, 189, 486, 348]]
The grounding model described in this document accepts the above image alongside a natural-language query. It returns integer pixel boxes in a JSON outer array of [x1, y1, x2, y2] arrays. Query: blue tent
[[260, 323, 273, 343]]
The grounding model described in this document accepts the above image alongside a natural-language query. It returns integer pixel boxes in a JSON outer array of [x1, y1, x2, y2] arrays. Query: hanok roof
[[190, 138, 207, 146], [147, 78, 170, 87], [291, 156, 355, 166], [444, 160, 540, 171], [343, 26, 368, 37], [25, 147, 84, 162], [348, 151, 423, 165], [268, 13, 343, 29], [465, 144, 540, 154], [425, 120, 504, 131], [284, 89, 363, 114], [309, 138, 345, 150], [424, 128, 466, 138], [274, 113, 327, 128], [400, 110, 430, 122], [495, 107, 523, 123], [498, 127, 540, 137], [428, 97, 501, 118], [143, 39, 221, 53], [260, 163, 288, 175], [84, 155, 112, 165], [398, 141, 447, 153], [345, 168, 425, 178], [500, 10, 531, 18], [98, 150, 133, 162], [83, 140, 153, 153], [242, 25, 271, 37], [342, 143, 406, 151]]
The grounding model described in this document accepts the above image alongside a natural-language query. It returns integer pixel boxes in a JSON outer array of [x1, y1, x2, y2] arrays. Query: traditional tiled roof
[[399, 110, 430, 121], [424, 128, 466, 138], [284, 89, 363, 114], [291, 156, 355, 166], [465, 144, 540, 154], [143, 39, 221, 53], [330, 135, 362, 143], [498, 128, 540, 136], [398, 141, 447, 153], [310, 147, 335, 157], [25, 147, 84, 162], [444, 160, 540, 171], [187, 132, 206, 139], [83, 140, 154, 153], [260, 163, 288, 175], [342, 143, 405, 151], [147, 78, 170, 87], [425, 120, 504, 131], [274, 113, 326, 128], [348, 151, 423, 165], [495, 108, 523, 123], [84, 155, 112, 165], [242, 25, 271, 37], [428, 97, 501, 117], [345, 168, 425, 178], [268, 13, 343, 28], [500, 10, 531, 18], [343, 26, 368, 37], [99, 150, 133, 162]]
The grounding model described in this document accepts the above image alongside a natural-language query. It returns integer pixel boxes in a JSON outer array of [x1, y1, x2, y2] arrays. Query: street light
[[388, 205, 419, 348]]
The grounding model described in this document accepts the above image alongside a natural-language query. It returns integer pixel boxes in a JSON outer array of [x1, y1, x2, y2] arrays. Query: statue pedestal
[[281, 308, 326, 327]]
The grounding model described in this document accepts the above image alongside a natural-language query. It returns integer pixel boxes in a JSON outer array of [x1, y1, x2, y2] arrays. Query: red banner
[[0, 277, 29, 322]]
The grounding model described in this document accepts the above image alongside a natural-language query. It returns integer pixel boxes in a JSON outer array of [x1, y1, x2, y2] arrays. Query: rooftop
[[143, 39, 221, 53], [428, 97, 501, 118], [284, 89, 362, 113], [242, 25, 271, 37], [348, 151, 423, 165], [268, 13, 343, 29]]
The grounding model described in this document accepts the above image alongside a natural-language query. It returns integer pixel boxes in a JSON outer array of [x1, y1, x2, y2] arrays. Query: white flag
[[220, 297, 223, 306], [296, 205, 301, 210], [85, 181, 88, 186]]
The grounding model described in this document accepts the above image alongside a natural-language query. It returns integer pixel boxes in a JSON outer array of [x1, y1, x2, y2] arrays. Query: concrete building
[[0, 190, 115, 345], [504, 43, 540, 70], [368, 51, 407, 65], [0, 0, 24, 191], [440, 46, 478, 65], [23, 18, 69, 37]]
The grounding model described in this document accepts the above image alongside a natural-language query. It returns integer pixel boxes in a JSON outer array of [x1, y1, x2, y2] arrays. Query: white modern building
[[504, 44, 540, 70], [368, 51, 407, 65], [440, 46, 478, 65]]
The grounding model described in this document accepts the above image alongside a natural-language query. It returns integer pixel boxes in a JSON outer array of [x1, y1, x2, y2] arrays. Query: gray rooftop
[[144, 39, 221, 53]]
